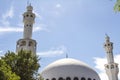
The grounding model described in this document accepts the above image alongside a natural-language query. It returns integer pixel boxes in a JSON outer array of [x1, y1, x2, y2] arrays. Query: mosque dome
[[41, 58, 100, 80]]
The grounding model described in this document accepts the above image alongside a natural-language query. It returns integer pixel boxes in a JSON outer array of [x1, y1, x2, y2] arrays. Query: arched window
[[26, 14, 29, 17], [29, 41, 33, 46], [29, 25, 32, 27], [81, 77, 85, 80], [88, 78, 91, 80], [52, 78, 56, 80], [20, 41, 26, 46], [74, 77, 79, 80], [31, 15, 33, 17], [66, 77, 71, 80], [111, 65, 114, 69], [58, 77, 63, 80]]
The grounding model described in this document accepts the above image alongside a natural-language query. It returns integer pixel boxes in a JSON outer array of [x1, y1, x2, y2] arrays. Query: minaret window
[[26, 14, 29, 17], [111, 65, 114, 69], [17, 42, 20, 47], [104, 44, 106, 47], [31, 15, 33, 17], [20, 41, 26, 46], [17, 42, 19, 45], [116, 65, 118, 68], [106, 65, 109, 69], [29, 41, 33, 46], [29, 25, 31, 27]]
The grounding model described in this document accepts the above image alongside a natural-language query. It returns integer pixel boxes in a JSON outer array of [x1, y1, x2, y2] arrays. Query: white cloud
[[37, 45, 67, 57], [94, 54, 120, 80], [0, 50, 4, 58], [0, 27, 22, 32], [0, 26, 47, 33], [0, 50, 3, 53], [56, 4, 62, 8], [0, 5, 49, 35], [1, 5, 14, 26], [54, 3, 63, 16], [35, 24, 49, 32], [33, 11, 42, 19], [41, 3, 63, 17], [33, 26, 49, 32], [3, 6, 14, 19]]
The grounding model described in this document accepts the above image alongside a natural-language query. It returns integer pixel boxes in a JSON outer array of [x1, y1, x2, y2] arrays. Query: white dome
[[41, 58, 100, 80]]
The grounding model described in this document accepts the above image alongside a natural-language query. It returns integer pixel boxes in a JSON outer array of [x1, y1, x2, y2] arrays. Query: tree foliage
[[0, 59, 20, 80], [114, 0, 120, 12], [39, 75, 44, 80], [1, 50, 40, 80]]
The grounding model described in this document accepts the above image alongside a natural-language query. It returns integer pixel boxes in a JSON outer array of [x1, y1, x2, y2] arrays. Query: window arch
[[58, 77, 63, 80], [29, 25, 32, 27], [52, 78, 56, 80], [29, 41, 33, 46], [20, 41, 26, 46], [74, 77, 79, 80], [66, 77, 71, 80], [88, 78, 91, 80], [111, 65, 114, 69], [26, 14, 29, 17], [81, 77, 85, 80], [31, 15, 33, 17]]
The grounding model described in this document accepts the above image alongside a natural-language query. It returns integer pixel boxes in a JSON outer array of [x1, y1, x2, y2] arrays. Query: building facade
[[104, 35, 119, 80], [16, 4, 37, 56], [16, 5, 119, 80]]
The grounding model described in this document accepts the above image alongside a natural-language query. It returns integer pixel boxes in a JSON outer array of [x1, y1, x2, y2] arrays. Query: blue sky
[[0, 0, 120, 80]]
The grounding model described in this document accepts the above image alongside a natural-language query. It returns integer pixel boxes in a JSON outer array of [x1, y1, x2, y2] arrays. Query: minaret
[[16, 4, 37, 55], [104, 35, 119, 80]]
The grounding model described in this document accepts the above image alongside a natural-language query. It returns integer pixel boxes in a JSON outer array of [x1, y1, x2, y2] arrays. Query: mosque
[[16, 4, 119, 80]]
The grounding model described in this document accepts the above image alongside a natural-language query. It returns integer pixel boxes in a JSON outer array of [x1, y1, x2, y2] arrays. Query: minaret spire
[[16, 4, 37, 55], [104, 35, 119, 80]]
